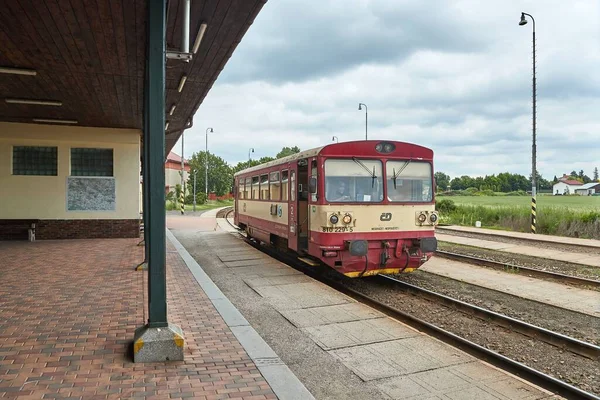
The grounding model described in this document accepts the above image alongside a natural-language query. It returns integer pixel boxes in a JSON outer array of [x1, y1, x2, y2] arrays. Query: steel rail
[[376, 274, 600, 360], [436, 250, 600, 289]]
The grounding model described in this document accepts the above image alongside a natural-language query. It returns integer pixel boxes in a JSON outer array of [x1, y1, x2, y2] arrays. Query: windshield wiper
[[392, 159, 411, 189], [352, 157, 377, 188]]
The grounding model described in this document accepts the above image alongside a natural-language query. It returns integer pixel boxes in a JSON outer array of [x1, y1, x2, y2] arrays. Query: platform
[[436, 233, 600, 267], [0, 227, 311, 399], [169, 209, 561, 400], [437, 225, 600, 249]]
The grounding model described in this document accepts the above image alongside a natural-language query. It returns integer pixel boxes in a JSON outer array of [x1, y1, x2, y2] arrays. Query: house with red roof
[[552, 174, 583, 195], [165, 152, 190, 195]]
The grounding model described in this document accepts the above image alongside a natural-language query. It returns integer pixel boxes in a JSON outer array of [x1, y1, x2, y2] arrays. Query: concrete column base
[[133, 323, 184, 362]]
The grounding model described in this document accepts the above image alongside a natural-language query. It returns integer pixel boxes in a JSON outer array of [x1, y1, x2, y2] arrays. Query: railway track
[[436, 226, 600, 253], [220, 210, 599, 399], [435, 250, 600, 289]]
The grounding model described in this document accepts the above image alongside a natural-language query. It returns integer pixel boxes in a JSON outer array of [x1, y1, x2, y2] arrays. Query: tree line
[[435, 167, 599, 193], [183, 146, 301, 197]]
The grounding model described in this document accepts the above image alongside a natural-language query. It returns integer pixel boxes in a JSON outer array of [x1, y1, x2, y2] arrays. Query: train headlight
[[330, 214, 339, 224], [417, 213, 427, 223], [342, 213, 352, 224], [430, 213, 438, 223], [375, 141, 396, 154]]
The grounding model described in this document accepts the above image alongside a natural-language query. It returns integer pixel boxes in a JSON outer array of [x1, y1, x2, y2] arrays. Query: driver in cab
[[331, 180, 352, 201]]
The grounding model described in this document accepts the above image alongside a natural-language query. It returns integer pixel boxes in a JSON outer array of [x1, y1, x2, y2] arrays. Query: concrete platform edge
[[166, 229, 315, 400]]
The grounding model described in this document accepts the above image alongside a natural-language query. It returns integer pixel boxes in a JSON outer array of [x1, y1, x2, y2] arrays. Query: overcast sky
[[177, 0, 600, 180]]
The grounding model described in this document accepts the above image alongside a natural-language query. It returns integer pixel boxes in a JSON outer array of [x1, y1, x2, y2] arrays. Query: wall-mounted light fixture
[[6, 98, 62, 106], [0, 67, 37, 76], [178, 75, 187, 92], [33, 118, 77, 124], [192, 23, 208, 54]]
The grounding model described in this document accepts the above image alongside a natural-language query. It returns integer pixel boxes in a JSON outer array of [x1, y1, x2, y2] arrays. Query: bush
[[477, 189, 496, 196], [185, 192, 207, 205], [436, 199, 457, 214]]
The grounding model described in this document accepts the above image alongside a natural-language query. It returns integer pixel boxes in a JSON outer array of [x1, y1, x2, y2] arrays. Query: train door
[[288, 166, 298, 252], [297, 159, 309, 253]]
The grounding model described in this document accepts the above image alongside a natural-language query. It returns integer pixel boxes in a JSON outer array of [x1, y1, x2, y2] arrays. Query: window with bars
[[71, 148, 114, 176], [13, 146, 58, 176]]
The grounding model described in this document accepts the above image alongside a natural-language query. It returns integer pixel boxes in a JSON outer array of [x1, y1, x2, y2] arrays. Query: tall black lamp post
[[519, 12, 537, 234]]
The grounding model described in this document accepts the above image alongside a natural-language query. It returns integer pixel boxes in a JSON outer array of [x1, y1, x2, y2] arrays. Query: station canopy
[[0, 0, 266, 154]]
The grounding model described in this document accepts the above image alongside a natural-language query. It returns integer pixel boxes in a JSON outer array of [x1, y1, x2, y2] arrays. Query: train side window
[[238, 178, 244, 199], [269, 171, 281, 201], [281, 170, 289, 201], [260, 174, 269, 200], [245, 178, 251, 199], [310, 160, 318, 202], [251, 176, 259, 199]]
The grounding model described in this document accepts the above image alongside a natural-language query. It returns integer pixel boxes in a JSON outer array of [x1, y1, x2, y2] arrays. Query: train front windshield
[[324, 158, 433, 203], [325, 159, 384, 202], [387, 160, 433, 202]]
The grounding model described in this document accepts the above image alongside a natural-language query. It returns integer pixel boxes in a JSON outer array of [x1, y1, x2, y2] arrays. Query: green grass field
[[435, 195, 600, 238], [437, 195, 599, 211]]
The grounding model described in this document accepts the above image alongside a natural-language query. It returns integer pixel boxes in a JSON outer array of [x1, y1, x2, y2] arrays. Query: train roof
[[234, 140, 433, 177]]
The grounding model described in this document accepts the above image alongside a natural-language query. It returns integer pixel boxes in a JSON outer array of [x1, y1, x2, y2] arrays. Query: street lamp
[[332, 136, 338, 143], [192, 170, 198, 212], [358, 103, 368, 140], [205, 127, 213, 198], [519, 12, 537, 234], [248, 148, 255, 163]]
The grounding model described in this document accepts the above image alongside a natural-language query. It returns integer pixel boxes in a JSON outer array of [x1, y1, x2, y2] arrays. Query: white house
[[574, 182, 600, 196], [552, 175, 583, 195]]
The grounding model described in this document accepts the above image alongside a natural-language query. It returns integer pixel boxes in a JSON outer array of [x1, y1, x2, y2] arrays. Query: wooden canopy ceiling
[[0, 0, 266, 154]]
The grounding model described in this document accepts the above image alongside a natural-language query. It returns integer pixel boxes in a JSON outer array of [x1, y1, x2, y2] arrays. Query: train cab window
[[251, 176, 259, 199], [238, 178, 244, 199], [386, 161, 433, 202], [269, 171, 281, 201], [324, 159, 383, 202], [259, 174, 269, 200], [245, 178, 251, 199], [281, 170, 289, 201]]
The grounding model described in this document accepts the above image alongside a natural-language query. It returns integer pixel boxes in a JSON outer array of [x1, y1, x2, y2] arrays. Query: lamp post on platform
[[332, 136, 338, 143], [248, 147, 255, 163], [358, 103, 368, 140], [205, 127, 213, 198], [192, 170, 198, 212], [519, 12, 537, 234]]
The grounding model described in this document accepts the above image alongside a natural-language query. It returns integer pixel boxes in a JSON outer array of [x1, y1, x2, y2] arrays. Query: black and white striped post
[[519, 12, 537, 234], [180, 131, 185, 215]]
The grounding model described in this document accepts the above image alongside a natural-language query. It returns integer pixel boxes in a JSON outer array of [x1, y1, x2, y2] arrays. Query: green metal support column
[[146, 0, 167, 328], [142, 37, 150, 266]]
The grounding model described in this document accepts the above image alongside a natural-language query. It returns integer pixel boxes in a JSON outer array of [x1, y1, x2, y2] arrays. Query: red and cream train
[[233, 140, 438, 278]]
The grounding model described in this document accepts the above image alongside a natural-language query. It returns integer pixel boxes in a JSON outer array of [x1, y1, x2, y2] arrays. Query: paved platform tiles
[[0, 237, 279, 399], [195, 229, 560, 400], [438, 225, 600, 249], [422, 258, 600, 316], [437, 233, 600, 267]]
